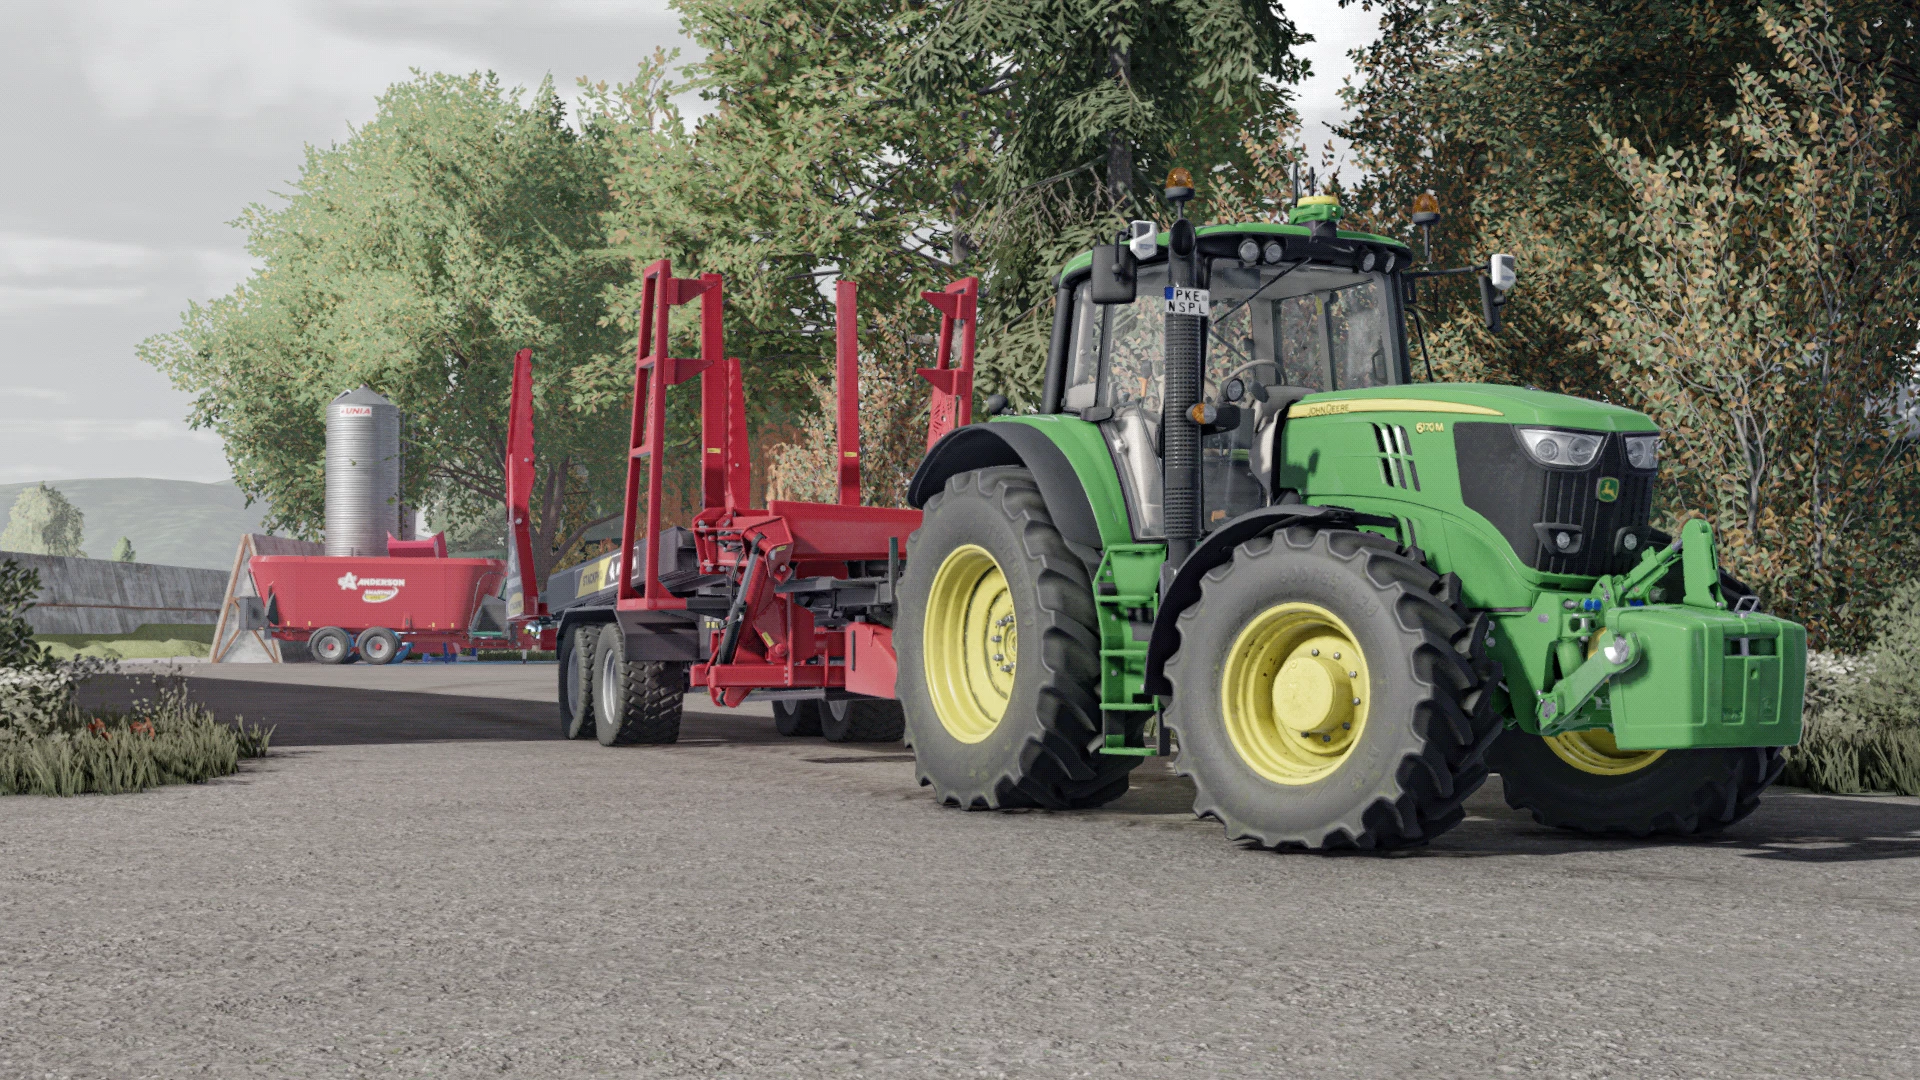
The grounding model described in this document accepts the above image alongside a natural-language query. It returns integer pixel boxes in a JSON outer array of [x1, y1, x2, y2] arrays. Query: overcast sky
[[0, 0, 1379, 486]]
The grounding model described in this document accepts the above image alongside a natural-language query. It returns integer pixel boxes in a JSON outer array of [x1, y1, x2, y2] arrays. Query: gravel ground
[[6, 664, 1920, 1079]]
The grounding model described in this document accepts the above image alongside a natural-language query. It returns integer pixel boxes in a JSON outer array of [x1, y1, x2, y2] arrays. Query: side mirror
[[1480, 253, 1515, 333], [1090, 245, 1136, 304], [1488, 253, 1516, 291], [1127, 220, 1159, 260]]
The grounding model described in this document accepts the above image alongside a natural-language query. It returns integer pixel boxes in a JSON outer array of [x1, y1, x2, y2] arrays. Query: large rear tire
[[1488, 731, 1784, 836], [821, 699, 905, 743], [558, 623, 599, 740], [896, 467, 1138, 809], [1164, 527, 1502, 850], [593, 623, 684, 745]]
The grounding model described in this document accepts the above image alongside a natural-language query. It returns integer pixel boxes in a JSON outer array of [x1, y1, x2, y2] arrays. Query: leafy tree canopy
[[0, 484, 86, 558], [141, 72, 632, 582]]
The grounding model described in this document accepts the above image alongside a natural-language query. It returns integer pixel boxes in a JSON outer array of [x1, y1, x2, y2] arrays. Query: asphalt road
[[5, 662, 1918, 1079]]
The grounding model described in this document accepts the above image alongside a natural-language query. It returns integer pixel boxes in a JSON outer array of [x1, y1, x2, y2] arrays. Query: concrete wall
[[2, 551, 228, 635]]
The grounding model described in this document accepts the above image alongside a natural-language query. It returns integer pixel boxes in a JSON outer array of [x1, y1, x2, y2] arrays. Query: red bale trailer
[[551, 262, 978, 745]]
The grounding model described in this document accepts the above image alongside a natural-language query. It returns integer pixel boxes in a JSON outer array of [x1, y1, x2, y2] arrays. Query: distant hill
[[0, 478, 274, 571]]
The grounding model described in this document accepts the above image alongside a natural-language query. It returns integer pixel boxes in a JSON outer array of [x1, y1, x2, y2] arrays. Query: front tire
[[896, 467, 1138, 809], [1488, 730, 1784, 836], [593, 623, 684, 745], [1164, 527, 1502, 850]]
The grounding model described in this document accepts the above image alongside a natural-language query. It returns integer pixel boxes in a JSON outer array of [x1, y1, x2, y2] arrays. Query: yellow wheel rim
[[922, 544, 1017, 743], [1545, 630, 1665, 776], [1220, 602, 1369, 785], [1545, 728, 1666, 776]]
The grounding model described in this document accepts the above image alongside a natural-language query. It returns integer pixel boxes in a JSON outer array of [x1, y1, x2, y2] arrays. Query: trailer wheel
[[897, 466, 1139, 809], [1488, 731, 1784, 836], [309, 626, 352, 665], [356, 627, 400, 665], [1163, 527, 1502, 850], [774, 699, 822, 737], [558, 624, 599, 740], [593, 623, 684, 745], [822, 699, 905, 743]]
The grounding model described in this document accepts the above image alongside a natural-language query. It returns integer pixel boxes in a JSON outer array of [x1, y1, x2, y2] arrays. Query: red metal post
[[619, 261, 711, 608], [835, 280, 861, 506], [504, 347, 544, 618], [919, 276, 979, 448]]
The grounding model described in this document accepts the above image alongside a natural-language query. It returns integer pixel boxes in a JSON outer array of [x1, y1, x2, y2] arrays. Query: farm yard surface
[[1, 665, 1915, 1079]]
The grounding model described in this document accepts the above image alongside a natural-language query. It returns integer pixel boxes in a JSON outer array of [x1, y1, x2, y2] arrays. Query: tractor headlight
[[1262, 240, 1286, 264], [1624, 433, 1660, 471], [1237, 238, 1260, 264], [1517, 427, 1604, 468]]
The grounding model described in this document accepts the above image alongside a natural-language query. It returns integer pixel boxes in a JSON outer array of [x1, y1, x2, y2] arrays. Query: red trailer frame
[[608, 260, 977, 706]]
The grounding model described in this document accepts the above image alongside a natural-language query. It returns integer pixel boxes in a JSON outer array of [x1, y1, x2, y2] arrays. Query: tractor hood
[[1289, 384, 1658, 433]]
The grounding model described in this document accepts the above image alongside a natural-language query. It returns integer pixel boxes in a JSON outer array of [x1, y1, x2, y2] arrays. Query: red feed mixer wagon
[[250, 350, 551, 664]]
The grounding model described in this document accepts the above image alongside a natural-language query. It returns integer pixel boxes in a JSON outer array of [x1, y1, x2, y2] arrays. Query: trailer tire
[[356, 627, 400, 665], [1488, 731, 1784, 836], [897, 466, 1139, 810], [594, 623, 684, 745], [559, 624, 599, 740], [1164, 527, 1503, 850], [774, 699, 822, 737], [309, 626, 352, 665], [822, 699, 905, 743]]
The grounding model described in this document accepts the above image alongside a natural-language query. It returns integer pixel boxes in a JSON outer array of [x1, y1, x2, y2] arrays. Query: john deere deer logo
[[1596, 477, 1620, 503]]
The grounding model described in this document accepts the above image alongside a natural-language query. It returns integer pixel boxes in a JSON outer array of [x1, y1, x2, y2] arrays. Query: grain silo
[[324, 386, 402, 557]]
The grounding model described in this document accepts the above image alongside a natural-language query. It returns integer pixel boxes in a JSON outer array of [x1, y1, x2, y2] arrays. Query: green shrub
[[0, 684, 271, 797], [2, 560, 270, 796], [1781, 580, 1920, 795]]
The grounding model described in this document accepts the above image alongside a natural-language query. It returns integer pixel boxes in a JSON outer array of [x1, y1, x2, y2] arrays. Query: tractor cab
[[1053, 217, 1416, 539]]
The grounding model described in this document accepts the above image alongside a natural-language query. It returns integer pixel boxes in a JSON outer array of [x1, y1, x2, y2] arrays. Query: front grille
[[1454, 423, 1654, 578], [1372, 423, 1421, 491]]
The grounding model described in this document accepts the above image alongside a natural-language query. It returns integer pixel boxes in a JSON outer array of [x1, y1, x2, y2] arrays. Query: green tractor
[[894, 179, 1806, 850]]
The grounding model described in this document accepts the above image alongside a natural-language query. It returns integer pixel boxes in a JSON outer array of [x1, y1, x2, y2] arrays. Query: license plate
[[1163, 286, 1210, 316]]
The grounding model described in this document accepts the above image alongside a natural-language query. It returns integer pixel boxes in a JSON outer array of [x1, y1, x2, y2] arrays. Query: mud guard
[[1142, 504, 1397, 697], [907, 423, 1107, 569]]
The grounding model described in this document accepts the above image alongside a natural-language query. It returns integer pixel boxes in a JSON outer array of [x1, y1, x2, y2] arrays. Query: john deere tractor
[[894, 176, 1805, 850]]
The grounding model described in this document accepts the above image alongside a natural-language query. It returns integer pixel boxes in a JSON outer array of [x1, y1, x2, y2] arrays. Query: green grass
[[473, 650, 556, 662], [1781, 711, 1920, 796], [1, 684, 271, 797], [36, 623, 216, 647]]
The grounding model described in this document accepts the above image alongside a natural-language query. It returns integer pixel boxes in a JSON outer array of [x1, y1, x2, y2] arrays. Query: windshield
[[1063, 257, 1406, 539]]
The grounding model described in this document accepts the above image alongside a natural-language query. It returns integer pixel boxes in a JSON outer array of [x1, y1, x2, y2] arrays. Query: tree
[[1342, 0, 1920, 647], [111, 537, 137, 563], [1587, 3, 1920, 647], [903, 0, 1309, 403], [140, 72, 633, 585], [0, 484, 86, 558]]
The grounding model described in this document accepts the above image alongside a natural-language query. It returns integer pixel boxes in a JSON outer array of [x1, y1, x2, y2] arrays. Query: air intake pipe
[[1161, 217, 1201, 572]]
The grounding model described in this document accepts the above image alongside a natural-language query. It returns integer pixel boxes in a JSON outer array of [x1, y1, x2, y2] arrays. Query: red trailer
[[252, 349, 547, 664], [552, 263, 978, 744], [252, 552, 507, 663]]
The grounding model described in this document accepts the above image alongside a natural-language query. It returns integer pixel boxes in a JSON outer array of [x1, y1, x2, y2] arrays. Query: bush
[[0, 683, 271, 797], [1781, 579, 1920, 795], [1, 558, 271, 797]]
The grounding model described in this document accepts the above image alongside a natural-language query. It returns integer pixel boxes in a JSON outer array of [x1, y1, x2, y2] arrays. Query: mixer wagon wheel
[[1163, 527, 1503, 851], [1487, 731, 1784, 836], [773, 699, 822, 737], [356, 627, 400, 665], [821, 699, 905, 743], [896, 466, 1139, 810], [558, 623, 599, 740], [309, 626, 352, 665], [593, 623, 684, 745]]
